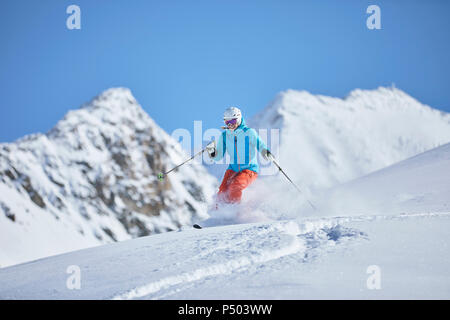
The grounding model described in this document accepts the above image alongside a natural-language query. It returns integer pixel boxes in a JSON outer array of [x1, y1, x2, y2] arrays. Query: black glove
[[261, 148, 274, 161], [205, 141, 216, 158]]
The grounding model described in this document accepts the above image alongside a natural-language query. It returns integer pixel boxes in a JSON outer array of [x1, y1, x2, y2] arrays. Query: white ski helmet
[[223, 106, 242, 125]]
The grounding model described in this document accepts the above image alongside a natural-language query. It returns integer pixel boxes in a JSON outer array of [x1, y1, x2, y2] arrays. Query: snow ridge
[[0, 88, 218, 267], [250, 86, 450, 192]]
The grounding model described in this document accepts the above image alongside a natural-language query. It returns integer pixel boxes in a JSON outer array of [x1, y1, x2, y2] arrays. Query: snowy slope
[[320, 142, 450, 216], [0, 88, 217, 268], [1, 142, 449, 299], [242, 86, 450, 218]]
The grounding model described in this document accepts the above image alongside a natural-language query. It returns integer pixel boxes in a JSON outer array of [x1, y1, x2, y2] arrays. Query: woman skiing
[[205, 107, 273, 207]]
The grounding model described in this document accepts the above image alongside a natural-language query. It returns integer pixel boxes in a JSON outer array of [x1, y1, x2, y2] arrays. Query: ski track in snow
[[111, 212, 450, 300], [112, 221, 305, 300]]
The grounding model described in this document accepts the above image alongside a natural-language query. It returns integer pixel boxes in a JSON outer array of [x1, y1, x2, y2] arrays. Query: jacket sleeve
[[249, 129, 269, 153], [211, 132, 226, 161]]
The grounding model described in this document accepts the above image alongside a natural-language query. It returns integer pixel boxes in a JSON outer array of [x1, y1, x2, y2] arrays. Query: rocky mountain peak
[[0, 88, 217, 266]]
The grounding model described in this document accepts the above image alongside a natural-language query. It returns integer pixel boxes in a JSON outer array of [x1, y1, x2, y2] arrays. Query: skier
[[205, 107, 274, 208]]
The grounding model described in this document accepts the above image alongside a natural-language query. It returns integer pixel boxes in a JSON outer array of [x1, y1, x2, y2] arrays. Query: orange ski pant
[[217, 169, 258, 204]]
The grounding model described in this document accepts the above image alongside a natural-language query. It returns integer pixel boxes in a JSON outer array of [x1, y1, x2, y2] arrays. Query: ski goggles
[[224, 118, 238, 126]]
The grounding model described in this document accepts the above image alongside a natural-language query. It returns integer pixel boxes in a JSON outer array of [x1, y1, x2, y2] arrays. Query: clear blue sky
[[1, 0, 449, 143]]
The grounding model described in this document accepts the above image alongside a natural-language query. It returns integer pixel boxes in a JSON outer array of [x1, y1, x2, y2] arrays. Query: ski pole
[[271, 158, 317, 211], [157, 147, 206, 181]]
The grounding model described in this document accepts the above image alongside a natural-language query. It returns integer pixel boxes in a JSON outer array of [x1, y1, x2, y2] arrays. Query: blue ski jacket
[[211, 117, 269, 174]]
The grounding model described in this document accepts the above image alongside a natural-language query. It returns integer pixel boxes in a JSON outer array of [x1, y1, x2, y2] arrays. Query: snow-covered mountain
[[1, 142, 449, 299], [0, 88, 217, 268], [2, 85, 450, 270], [249, 86, 450, 190], [245, 87, 450, 217]]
